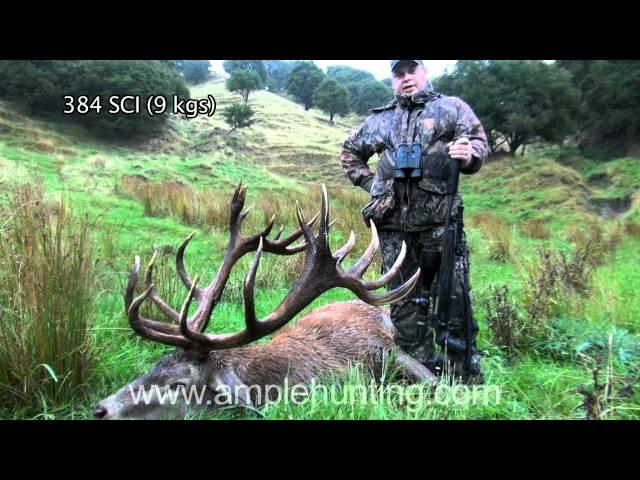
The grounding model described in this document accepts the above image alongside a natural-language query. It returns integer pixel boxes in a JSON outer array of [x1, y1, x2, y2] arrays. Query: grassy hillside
[[0, 79, 639, 420]]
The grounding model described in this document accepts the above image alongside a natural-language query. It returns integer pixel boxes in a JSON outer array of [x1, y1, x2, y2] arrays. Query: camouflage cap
[[390, 60, 424, 71]]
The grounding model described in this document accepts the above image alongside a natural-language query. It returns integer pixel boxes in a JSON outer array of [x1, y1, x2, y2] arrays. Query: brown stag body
[[229, 302, 397, 390], [94, 185, 434, 420]]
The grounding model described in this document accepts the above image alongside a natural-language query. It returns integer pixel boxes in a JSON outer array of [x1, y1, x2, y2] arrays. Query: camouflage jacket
[[341, 86, 489, 231]]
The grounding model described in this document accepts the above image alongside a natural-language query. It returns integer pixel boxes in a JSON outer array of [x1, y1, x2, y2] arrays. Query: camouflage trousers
[[379, 227, 483, 384]]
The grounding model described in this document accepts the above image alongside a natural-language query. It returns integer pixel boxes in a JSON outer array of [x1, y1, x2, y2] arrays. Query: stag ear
[[212, 369, 253, 406]]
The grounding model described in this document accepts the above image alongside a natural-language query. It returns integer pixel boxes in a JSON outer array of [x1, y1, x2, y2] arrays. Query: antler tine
[[176, 232, 199, 293], [229, 183, 249, 235], [345, 267, 421, 306], [361, 240, 408, 290], [318, 184, 330, 249], [229, 182, 308, 254], [257, 215, 276, 239], [335, 232, 418, 306], [272, 225, 285, 241], [243, 237, 264, 333], [124, 255, 142, 314], [125, 257, 194, 348], [347, 221, 380, 277], [144, 250, 181, 322], [179, 275, 201, 339], [240, 205, 253, 223], [263, 211, 320, 254], [333, 230, 356, 265], [124, 255, 180, 327], [231, 181, 243, 204], [295, 201, 316, 251]]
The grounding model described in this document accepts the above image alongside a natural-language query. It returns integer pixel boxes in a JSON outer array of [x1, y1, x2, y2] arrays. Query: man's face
[[391, 61, 428, 97]]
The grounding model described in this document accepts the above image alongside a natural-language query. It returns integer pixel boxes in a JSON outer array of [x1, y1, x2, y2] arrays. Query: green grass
[[583, 239, 640, 332], [1, 83, 639, 420]]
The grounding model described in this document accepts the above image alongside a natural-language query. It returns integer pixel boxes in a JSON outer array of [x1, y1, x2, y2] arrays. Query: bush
[[222, 103, 256, 134], [484, 284, 525, 356]]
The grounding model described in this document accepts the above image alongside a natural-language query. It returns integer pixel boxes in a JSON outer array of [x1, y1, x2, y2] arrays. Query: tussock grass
[[0, 183, 97, 409], [468, 213, 513, 262]]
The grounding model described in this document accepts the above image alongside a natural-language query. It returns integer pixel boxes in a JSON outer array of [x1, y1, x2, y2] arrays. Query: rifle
[[413, 144, 474, 374]]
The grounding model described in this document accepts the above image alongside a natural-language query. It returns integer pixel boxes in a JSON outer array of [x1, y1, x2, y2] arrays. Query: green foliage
[[435, 60, 580, 155], [327, 65, 376, 85], [265, 60, 295, 93], [222, 60, 267, 85], [222, 102, 255, 133], [180, 60, 211, 84], [327, 65, 392, 115], [226, 70, 262, 102], [312, 78, 350, 124], [0, 60, 189, 139], [285, 61, 325, 110], [351, 80, 393, 115], [562, 61, 640, 155]]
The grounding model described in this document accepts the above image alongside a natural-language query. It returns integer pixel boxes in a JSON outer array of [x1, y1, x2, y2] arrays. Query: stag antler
[[125, 184, 420, 352]]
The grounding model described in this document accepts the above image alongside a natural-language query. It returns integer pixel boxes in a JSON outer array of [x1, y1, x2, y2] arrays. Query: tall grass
[[520, 219, 550, 239], [0, 183, 97, 409], [468, 213, 513, 262], [119, 176, 374, 262]]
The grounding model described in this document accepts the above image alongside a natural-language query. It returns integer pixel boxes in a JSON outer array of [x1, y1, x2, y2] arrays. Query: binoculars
[[394, 142, 422, 180]]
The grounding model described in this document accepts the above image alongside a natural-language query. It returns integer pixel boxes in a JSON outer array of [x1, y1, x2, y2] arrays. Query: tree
[[222, 60, 267, 85], [226, 70, 262, 102], [586, 61, 640, 145], [434, 60, 580, 155], [327, 65, 376, 85], [0, 60, 189, 139], [265, 60, 295, 92], [326, 65, 391, 114], [285, 61, 325, 110], [351, 80, 393, 115], [181, 60, 211, 84], [557, 60, 594, 90], [312, 78, 350, 124], [559, 60, 640, 155], [222, 102, 255, 134]]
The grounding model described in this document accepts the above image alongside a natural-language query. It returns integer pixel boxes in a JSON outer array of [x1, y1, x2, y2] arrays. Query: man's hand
[[447, 137, 473, 168]]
